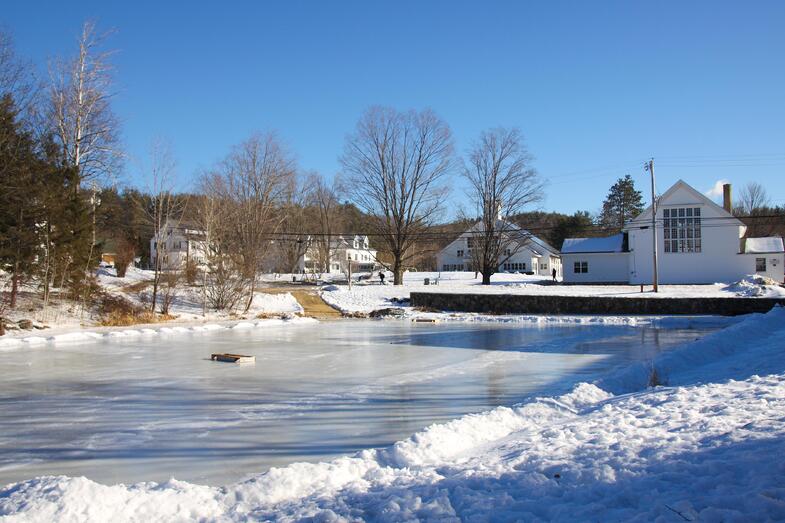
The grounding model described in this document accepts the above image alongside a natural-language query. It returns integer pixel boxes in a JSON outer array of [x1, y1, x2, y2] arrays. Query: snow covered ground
[[97, 267, 304, 320], [0, 268, 304, 342], [321, 271, 785, 314], [2, 306, 784, 521]]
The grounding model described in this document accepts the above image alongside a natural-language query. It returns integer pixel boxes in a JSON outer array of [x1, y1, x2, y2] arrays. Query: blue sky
[[4, 1, 785, 215]]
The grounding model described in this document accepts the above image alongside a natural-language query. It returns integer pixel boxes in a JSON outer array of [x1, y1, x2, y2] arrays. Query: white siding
[[562, 253, 629, 283], [627, 184, 747, 284]]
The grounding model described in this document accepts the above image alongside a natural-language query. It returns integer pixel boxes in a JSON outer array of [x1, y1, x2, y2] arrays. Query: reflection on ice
[[0, 319, 720, 486]]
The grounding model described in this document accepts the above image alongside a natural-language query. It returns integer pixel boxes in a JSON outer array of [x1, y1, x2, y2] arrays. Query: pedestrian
[[552, 268, 557, 282], [379, 271, 385, 285]]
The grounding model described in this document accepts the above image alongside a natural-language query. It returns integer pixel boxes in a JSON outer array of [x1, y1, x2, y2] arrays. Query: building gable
[[627, 179, 744, 228]]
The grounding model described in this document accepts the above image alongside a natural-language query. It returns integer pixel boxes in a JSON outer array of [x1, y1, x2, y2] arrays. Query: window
[[504, 248, 512, 256], [466, 237, 474, 249], [663, 207, 701, 253], [756, 258, 767, 272], [502, 262, 526, 272], [457, 249, 464, 257], [442, 264, 464, 271], [573, 261, 588, 274], [540, 263, 547, 270]]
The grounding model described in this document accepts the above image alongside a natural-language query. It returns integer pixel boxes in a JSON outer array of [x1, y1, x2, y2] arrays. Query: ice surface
[[3, 308, 784, 521], [0, 319, 719, 487]]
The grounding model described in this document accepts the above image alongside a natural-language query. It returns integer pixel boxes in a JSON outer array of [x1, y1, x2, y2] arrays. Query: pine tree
[[0, 94, 44, 308], [599, 174, 644, 231]]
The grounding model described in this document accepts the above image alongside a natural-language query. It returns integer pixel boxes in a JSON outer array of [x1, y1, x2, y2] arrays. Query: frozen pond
[[0, 318, 723, 487]]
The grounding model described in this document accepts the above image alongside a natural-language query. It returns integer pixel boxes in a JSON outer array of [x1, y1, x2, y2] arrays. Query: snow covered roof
[[744, 237, 784, 254], [561, 233, 626, 254]]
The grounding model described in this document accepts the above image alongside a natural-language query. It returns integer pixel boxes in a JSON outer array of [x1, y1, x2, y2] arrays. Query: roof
[[561, 233, 626, 254], [461, 219, 560, 255], [744, 237, 784, 254], [627, 179, 744, 228]]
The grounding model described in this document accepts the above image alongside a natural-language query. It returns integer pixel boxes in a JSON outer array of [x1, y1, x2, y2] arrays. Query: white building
[[436, 221, 562, 277], [150, 224, 208, 271], [562, 180, 785, 284], [297, 235, 378, 275]]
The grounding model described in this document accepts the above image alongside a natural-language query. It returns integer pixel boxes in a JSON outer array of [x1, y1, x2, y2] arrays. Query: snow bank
[[2, 308, 784, 521], [321, 272, 785, 315], [0, 316, 316, 351]]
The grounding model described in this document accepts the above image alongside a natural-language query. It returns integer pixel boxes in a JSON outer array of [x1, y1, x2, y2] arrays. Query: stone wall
[[410, 292, 785, 316]]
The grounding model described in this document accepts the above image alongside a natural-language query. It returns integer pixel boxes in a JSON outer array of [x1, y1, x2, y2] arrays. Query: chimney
[[722, 183, 732, 213]]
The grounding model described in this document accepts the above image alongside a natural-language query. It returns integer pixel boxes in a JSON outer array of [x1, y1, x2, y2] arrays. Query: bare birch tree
[[218, 133, 295, 312], [47, 20, 121, 189], [341, 106, 453, 285], [462, 127, 543, 284]]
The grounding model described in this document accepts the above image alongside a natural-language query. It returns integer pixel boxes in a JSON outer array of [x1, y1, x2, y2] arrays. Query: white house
[[562, 180, 785, 284], [436, 220, 562, 277], [150, 223, 208, 271], [297, 235, 378, 275]]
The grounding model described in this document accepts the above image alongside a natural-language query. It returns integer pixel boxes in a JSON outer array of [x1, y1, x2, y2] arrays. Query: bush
[[97, 292, 172, 326]]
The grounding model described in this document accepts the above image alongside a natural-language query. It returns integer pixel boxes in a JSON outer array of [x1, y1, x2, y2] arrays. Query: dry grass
[[121, 280, 152, 294], [97, 292, 176, 326]]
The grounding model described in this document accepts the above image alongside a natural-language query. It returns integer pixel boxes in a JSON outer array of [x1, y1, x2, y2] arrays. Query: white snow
[[744, 236, 785, 253], [2, 306, 785, 521], [561, 233, 625, 253], [321, 271, 785, 314], [0, 316, 315, 351]]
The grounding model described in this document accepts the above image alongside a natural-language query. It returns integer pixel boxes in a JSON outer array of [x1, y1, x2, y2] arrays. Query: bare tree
[[195, 173, 245, 312], [307, 172, 342, 276], [47, 20, 121, 189], [461, 127, 543, 284], [277, 174, 312, 274], [341, 106, 453, 285], [143, 139, 185, 313], [0, 30, 38, 117], [217, 133, 296, 312], [735, 182, 771, 216]]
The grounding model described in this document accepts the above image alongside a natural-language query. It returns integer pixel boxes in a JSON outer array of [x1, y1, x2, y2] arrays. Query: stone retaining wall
[[410, 292, 785, 316]]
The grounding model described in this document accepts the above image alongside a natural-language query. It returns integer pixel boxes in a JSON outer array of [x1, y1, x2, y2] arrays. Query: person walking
[[552, 268, 557, 282], [379, 271, 385, 285]]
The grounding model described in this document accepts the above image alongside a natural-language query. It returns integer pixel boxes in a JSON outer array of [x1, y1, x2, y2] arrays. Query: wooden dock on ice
[[211, 353, 256, 364]]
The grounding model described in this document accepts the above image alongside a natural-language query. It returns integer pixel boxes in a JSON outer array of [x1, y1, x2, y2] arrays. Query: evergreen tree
[[0, 94, 44, 307], [599, 174, 644, 231], [550, 211, 596, 249]]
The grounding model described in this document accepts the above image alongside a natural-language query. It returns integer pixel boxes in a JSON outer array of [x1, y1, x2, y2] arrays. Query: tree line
[[3, 21, 782, 323]]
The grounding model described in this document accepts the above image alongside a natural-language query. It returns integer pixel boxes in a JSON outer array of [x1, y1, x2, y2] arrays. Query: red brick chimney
[[722, 183, 732, 213]]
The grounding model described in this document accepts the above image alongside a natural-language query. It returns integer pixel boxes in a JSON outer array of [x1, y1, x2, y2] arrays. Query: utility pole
[[645, 159, 659, 292]]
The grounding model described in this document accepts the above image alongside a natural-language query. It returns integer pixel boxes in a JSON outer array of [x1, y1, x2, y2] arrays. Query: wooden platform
[[211, 353, 256, 364], [412, 318, 439, 323]]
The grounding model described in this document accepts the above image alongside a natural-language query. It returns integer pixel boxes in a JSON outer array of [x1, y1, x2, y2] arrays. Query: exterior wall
[[436, 232, 562, 277], [627, 185, 747, 284], [562, 253, 629, 283], [745, 253, 785, 282], [297, 236, 378, 274], [150, 227, 208, 271]]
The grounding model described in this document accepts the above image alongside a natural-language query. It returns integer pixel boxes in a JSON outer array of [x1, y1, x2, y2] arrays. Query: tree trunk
[[482, 270, 492, 285], [393, 255, 404, 285], [9, 262, 19, 309], [243, 273, 256, 313]]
